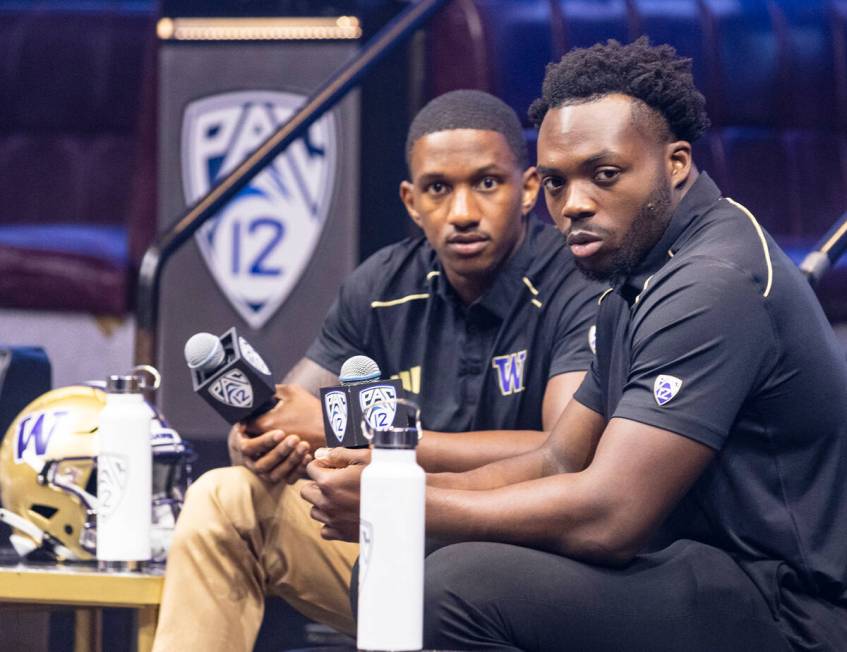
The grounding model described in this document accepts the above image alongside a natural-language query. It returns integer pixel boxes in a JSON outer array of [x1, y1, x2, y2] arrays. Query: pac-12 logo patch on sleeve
[[182, 91, 338, 329], [654, 375, 683, 406]]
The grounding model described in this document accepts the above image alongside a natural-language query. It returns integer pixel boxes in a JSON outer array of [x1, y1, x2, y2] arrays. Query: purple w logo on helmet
[[15, 410, 68, 465]]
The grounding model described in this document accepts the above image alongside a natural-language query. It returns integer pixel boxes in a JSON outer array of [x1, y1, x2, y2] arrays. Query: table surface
[[0, 560, 164, 608]]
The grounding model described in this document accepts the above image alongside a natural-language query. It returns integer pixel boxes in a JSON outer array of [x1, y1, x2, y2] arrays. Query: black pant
[[423, 539, 795, 651]]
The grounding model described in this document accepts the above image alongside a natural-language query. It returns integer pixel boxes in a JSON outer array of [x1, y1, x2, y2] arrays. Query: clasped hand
[[300, 447, 372, 542], [228, 384, 323, 483]]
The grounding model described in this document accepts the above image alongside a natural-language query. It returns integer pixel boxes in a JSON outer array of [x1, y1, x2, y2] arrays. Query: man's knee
[[423, 541, 596, 649], [423, 542, 504, 645], [171, 466, 266, 549]]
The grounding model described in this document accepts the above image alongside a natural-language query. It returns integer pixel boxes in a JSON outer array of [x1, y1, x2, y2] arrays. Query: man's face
[[537, 94, 675, 282], [401, 129, 539, 300]]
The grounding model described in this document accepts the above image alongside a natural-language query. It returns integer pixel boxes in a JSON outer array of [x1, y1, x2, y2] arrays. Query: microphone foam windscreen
[[339, 355, 381, 383], [184, 332, 225, 372]]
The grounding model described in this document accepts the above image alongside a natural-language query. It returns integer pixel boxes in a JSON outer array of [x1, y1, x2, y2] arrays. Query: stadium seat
[[0, 4, 157, 315]]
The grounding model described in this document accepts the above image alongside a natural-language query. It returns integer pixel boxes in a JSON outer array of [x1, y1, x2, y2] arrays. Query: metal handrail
[[135, 0, 450, 365], [800, 211, 847, 286]]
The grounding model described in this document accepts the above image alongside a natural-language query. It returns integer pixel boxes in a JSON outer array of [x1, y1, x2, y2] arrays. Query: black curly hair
[[407, 89, 528, 169], [528, 37, 710, 143]]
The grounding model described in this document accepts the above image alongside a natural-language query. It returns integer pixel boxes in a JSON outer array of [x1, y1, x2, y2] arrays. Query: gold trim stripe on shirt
[[725, 198, 773, 297], [522, 276, 540, 296], [370, 293, 430, 309]]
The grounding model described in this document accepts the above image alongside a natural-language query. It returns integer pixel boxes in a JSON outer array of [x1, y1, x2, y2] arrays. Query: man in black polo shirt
[[151, 90, 601, 652], [305, 39, 847, 650]]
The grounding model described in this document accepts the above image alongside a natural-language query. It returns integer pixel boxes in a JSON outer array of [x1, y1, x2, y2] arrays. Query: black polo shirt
[[306, 217, 602, 433], [574, 173, 847, 642]]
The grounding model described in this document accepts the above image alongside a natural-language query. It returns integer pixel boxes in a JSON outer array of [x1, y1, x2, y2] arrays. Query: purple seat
[[629, 0, 710, 93], [717, 127, 792, 236], [428, 0, 556, 121], [0, 5, 156, 315], [773, 0, 837, 129], [701, 0, 781, 128], [558, 0, 631, 49]]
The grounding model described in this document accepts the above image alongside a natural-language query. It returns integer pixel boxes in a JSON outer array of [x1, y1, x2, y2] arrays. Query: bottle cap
[[372, 428, 419, 449], [106, 374, 141, 394]]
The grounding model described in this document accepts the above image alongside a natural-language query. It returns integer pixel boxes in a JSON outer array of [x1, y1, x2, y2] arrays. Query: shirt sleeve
[[548, 274, 604, 377], [572, 356, 605, 415], [612, 259, 776, 450], [305, 263, 373, 375]]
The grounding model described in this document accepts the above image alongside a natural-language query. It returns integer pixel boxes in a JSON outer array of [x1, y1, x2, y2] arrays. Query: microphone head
[[184, 332, 226, 372], [339, 355, 381, 384]]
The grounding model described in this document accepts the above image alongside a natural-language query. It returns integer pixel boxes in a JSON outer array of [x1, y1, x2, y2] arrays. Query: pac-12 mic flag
[[319, 355, 404, 448], [184, 327, 277, 424]]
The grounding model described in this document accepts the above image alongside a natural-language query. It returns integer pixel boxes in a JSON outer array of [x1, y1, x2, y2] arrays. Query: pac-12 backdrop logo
[[182, 91, 338, 329]]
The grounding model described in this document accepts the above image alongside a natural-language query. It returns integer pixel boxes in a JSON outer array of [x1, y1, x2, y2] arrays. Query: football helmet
[[0, 384, 192, 561]]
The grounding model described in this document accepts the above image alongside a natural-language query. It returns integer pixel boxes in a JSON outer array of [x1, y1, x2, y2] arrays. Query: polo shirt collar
[[430, 220, 535, 320], [619, 171, 722, 294]]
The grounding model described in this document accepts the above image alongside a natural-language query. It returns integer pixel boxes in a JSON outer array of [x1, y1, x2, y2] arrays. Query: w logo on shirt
[[492, 350, 528, 396]]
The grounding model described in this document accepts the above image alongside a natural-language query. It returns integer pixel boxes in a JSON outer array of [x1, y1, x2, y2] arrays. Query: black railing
[[135, 0, 450, 365]]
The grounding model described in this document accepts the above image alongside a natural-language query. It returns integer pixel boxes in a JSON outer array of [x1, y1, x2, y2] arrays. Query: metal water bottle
[[357, 398, 425, 651], [97, 374, 152, 565]]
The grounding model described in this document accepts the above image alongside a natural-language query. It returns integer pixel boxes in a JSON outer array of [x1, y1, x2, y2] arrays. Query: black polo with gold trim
[[574, 172, 847, 638], [306, 216, 603, 432]]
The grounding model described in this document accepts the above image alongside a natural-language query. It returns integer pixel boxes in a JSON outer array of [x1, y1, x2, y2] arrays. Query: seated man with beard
[[305, 39, 847, 652]]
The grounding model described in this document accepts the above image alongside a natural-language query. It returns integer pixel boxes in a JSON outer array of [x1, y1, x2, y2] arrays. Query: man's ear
[[667, 141, 692, 189], [399, 180, 422, 227], [521, 167, 541, 216]]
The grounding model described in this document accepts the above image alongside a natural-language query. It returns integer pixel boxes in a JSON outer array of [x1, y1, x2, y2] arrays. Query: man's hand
[[229, 422, 313, 483], [301, 447, 371, 541], [243, 384, 325, 448]]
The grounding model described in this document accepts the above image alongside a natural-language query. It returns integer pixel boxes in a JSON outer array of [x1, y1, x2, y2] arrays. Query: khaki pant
[[151, 467, 358, 652]]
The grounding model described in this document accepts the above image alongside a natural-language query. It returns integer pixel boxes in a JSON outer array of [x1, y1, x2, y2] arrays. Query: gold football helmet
[[0, 385, 192, 561]]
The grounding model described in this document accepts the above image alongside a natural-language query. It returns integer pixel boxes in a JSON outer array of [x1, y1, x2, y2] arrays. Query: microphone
[[320, 355, 404, 448], [800, 211, 847, 286], [184, 327, 277, 424]]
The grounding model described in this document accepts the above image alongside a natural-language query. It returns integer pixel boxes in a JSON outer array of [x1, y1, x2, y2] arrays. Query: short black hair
[[529, 37, 710, 143], [406, 89, 529, 169]]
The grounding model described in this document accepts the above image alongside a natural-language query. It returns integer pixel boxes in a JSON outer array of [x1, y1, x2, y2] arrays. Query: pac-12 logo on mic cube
[[359, 384, 397, 429], [323, 390, 348, 443], [319, 356, 404, 448], [185, 327, 277, 424]]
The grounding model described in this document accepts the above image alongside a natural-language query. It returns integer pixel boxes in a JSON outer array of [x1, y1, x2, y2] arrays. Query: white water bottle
[[357, 398, 425, 651], [97, 374, 152, 565]]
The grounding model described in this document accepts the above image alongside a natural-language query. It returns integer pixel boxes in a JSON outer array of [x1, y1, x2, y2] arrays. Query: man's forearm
[[417, 429, 547, 473], [426, 444, 552, 491], [424, 473, 624, 564]]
